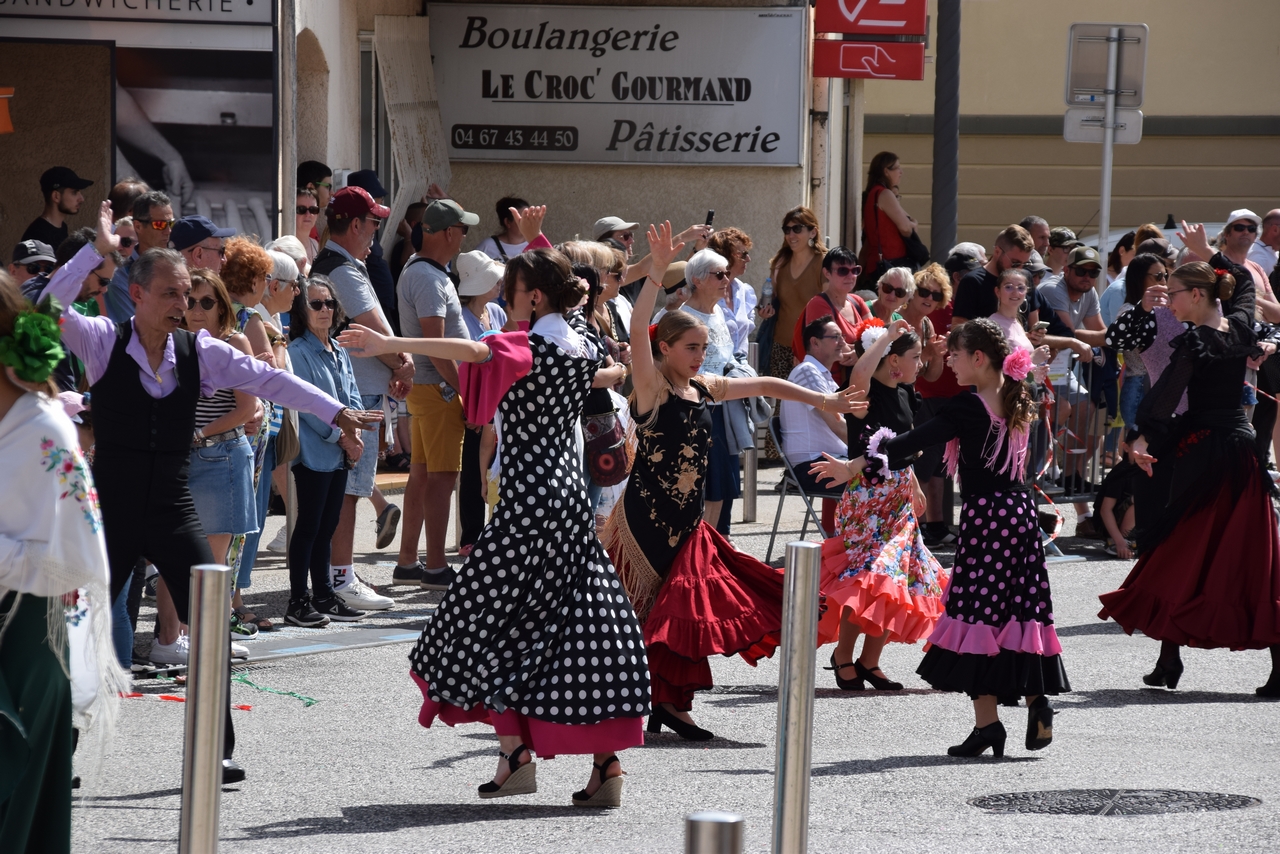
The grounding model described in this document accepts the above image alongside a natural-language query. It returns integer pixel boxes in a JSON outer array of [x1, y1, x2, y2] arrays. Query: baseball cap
[[1226, 208, 1262, 229], [943, 253, 981, 276], [12, 239, 55, 265], [327, 186, 391, 221], [39, 166, 93, 194], [1049, 227, 1081, 249], [170, 215, 235, 251], [1066, 245, 1102, 268], [455, 250, 506, 296], [1136, 237, 1175, 260], [1024, 250, 1050, 274], [421, 199, 480, 234], [345, 169, 388, 200], [593, 216, 639, 241]]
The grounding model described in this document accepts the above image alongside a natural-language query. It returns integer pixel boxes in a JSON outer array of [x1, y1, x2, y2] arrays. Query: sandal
[[572, 755, 624, 808], [478, 744, 537, 799], [234, 607, 273, 632]]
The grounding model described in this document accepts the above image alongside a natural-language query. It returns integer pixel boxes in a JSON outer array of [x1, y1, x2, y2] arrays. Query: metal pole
[[742, 342, 759, 523], [772, 541, 821, 854], [179, 564, 232, 854], [277, 0, 297, 239], [686, 810, 745, 854], [930, 0, 962, 260], [844, 79, 866, 250], [1096, 26, 1120, 271]]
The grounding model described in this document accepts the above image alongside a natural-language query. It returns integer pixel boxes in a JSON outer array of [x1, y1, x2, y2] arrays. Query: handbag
[[274, 408, 300, 466], [582, 389, 631, 486], [904, 230, 931, 269]]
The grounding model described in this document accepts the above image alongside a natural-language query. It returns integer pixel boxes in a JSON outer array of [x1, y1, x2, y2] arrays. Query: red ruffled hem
[[410, 672, 645, 758], [925, 614, 1064, 657], [1098, 473, 1280, 650], [644, 522, 797, 665], [818, 538, 947, 644]]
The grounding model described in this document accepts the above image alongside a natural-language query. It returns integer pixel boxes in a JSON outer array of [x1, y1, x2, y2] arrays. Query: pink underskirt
[[411, 672, 645, 759], [925, 614, 1063, 657]]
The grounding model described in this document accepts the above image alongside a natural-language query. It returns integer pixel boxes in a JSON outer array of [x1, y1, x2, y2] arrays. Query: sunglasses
[[1002, 283, 1028, 293], [24, 262, 55, 275], [196, 245, 226, 258], [782, 224, 810, 235], [449, 224, 470, 235], [1232, 222, 1258, 233], [118, 236, 134, 249], [618, 231, 634, 241], [186, 296, 218, 311], [709, 270, 730, 281], [916, 287, 944, 301], [739, 251, 751, 260], [1147, 271, 1170, 282], [881, 283, 908, 298], [313, 181, 332, 189], [1070, 266, 1101, 279], [137, 218, 175, 230], [309, 299, 338, 311], [296, 205, 321, 215], [830, 264, 861, 277]]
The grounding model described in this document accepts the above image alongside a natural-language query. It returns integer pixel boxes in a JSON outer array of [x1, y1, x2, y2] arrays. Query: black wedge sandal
[[572, 755, 625, 808], [477, 744, 537, 799]]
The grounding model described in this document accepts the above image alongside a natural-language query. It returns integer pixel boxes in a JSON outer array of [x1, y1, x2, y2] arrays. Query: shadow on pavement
[[639, 735, 766, 750], [1068, 687, 1272, 708], [693, 754, 1040, 777], [240, 803, 595, 838], [1055, 621, 1126, 637]]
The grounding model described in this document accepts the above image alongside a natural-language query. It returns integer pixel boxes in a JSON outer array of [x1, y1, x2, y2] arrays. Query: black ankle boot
[[1026, 696, 1054, 751], [1142, 660, 1184, 689], [947, 721, 1006, 758]]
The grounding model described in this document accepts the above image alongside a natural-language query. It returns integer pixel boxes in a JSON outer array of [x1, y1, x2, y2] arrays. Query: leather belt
[[193, 426, 246, 448]]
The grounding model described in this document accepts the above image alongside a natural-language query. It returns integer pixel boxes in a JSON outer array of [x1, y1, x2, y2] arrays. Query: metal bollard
[[742, 341, 760, 523], [686, 810, 745, 854], [179, 564, 232, 854], [772, 542, 821, 854]]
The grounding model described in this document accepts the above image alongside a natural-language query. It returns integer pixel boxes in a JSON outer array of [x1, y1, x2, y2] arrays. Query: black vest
[[309, 247, 355, 280], [91, 323, 201, 456]]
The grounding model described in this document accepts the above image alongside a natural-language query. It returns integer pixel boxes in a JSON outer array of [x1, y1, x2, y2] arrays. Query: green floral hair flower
[[0, 308, 65, 384]]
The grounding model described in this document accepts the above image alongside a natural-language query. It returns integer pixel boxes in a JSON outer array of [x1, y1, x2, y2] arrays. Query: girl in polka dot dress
[[813, 319, 1070, 759], [340, 218, 646, 808], [603, 224, 867, 742]]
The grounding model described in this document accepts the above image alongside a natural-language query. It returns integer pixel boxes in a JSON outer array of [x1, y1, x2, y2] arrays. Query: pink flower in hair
[[1002, 348, 1033, 381]]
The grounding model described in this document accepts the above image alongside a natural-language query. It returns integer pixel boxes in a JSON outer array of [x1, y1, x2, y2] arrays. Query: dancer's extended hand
[[810, 452, 864, 487], [1129, 436, 1157, 477], [337, 323, 392, 357], [826, 386, 869, 416], [335, 408, 384, 441]]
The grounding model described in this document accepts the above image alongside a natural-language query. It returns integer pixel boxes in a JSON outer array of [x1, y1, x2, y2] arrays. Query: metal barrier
[[772, 541, 821, 854], [1044, 356, 1113, 507], [686, 810, 745, 854], [179, 563, 231, 854]]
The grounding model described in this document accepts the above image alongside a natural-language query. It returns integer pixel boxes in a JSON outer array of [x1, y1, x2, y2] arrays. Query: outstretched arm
[[337, 323, 491, 363], [720, 375, 867, 417]]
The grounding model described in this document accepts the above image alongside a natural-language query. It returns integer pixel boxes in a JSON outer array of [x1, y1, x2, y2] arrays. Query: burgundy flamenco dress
[[1098, 306, 1280, 652], [602, 376, 827, 712]]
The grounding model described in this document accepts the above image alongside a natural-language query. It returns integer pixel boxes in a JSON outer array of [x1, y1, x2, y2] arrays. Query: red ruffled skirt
[[644, 523, 831, 711], [1099, 471, 1280, 649]]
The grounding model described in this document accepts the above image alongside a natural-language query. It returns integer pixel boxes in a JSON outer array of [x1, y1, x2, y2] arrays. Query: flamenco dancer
[[601, 225, 867, 741], [1098, 262, 1280, 696], [339, 213, 647, 808], [814, 319, 1069, 757], [820, 316, 949, 692]]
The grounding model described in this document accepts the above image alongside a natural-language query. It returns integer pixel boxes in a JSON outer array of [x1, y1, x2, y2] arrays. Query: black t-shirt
[[21, 217, 68, 250], [847, 378, 919, 468], [952, 266, 1064, 335]]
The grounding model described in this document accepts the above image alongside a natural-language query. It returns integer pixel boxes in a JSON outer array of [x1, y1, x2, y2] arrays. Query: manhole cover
[[969, 789, 1261, 816]]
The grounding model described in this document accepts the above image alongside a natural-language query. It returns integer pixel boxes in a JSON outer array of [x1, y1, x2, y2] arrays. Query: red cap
[[326, 186, 390, 221]]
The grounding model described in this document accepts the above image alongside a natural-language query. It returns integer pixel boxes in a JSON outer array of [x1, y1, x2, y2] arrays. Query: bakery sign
[[0, 0, 272, 25], [427, 3, 806, 166]]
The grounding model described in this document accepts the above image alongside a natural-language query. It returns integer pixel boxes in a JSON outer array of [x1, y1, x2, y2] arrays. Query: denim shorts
[[345, 393, 382, 497], [188, 434, 258, 535], [1119, 374, 1148, 430]]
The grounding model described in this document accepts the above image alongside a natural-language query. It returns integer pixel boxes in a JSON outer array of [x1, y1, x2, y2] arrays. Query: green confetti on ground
[[232, 673, 319, 707]]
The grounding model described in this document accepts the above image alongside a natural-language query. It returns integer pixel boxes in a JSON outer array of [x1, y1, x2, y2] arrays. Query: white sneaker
[[150, 634, 190, 665], [230, 640, 250, 660], [265, 527, 287, 552], [335, 576, 394, 611]]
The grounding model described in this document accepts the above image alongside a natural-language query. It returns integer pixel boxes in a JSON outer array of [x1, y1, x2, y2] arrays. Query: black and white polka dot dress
[[409, 320, 649, 751]]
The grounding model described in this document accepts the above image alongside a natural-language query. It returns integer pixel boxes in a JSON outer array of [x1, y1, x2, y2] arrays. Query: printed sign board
[[814, 0, 927, 36], [812, 39, 925, 80], [427, 4, 806, 165], [0, 0, 272, 26]]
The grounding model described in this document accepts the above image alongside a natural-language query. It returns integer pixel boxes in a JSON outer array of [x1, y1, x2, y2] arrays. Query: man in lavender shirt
[[49, 202, 380, 783]]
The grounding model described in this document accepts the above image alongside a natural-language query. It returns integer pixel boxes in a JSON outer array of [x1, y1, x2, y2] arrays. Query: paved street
[[72, 469, 1280, 853]]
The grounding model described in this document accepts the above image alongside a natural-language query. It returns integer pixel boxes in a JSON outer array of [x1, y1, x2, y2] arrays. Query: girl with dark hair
[[858, 151, 919, 287], [814, 318, 1069, 757], [1099, 262, 1280, 696], [601, 225, 867, 741], [816, 315, 948, 692], [1110, 254, 1172, 433], [340, 217, 649, 808], [1107, 230, 1138, 283]]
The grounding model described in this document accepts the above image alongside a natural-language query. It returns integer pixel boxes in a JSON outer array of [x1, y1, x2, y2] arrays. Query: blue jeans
[[1119, 374, 1149, 432], [237, 435, 276, 590], [111, 575, 133, 670]]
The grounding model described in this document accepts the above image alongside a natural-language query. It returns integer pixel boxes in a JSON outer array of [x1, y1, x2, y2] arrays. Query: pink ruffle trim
[[925, 614, 1063, 657]]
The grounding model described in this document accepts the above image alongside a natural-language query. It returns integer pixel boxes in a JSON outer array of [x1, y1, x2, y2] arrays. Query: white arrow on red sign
[[814, 0, 928, 36]]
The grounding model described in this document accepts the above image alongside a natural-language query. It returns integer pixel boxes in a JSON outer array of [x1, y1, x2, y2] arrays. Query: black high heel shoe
[[1257, 673, 1280, 698], [824, 653, 864, 691], [1143, 660, 1184, 689], [646, 705, 714, 741], [477, 744, 537, 799], [854, 660, 904, 691], [1026, 696, 1054, 751], [947, 721, 1007, 758]]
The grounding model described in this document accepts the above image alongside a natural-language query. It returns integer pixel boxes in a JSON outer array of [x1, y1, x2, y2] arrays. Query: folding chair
[[765, 414, 845, 563]]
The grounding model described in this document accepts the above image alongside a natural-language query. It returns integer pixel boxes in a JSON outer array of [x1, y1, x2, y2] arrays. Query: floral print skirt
[[818, 467, 949, 644]]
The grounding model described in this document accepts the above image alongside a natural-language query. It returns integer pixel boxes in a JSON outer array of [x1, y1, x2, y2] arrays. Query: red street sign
[[814, 0, 929, 36], [813, 40, 926, 80]]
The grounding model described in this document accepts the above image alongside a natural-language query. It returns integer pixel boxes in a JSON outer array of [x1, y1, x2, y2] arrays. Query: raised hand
[[888, 318, 913, 339], [1177, 220, 1212, 262], [337, 323, 393, 357], [510, 204, 547, 244], [646, 221, 686, 277], [425, 183, 449, 201], [94, 201, 121, 257]]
